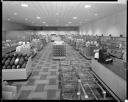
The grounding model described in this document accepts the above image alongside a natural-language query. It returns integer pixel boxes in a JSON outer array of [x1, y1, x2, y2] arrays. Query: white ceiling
[[2, 1, 126, 27]]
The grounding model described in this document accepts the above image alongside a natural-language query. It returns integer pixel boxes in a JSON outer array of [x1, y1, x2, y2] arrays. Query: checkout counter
[[91, 57, 126, 101]]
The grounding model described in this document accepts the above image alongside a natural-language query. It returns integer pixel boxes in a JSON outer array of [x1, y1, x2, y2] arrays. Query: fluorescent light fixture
[[7, 18, 11, 21], [56, 13, 59, 15], [42, 22, 46, 24], [14, 12, 17, 15], [84, 5, 91, 8], [21, 3, 29, 7], [25, 18, 28, 20], [68, 22, 72, 24], [94, 13, 98, 16], [36, 16, 41, 19], [73, 17, 77, 19]]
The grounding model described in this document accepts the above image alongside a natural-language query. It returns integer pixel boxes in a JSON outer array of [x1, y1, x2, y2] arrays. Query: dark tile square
[[35, 84, 45, 92], [47, 89, 57, 99], [41, 59, 45, 61], [51, 66, 57, 69], [52, 61, 57, 64], [50, 71, 57, 76], [45, 64, 50, 67], [18, 90, 31, 99], [15, 84, 22, 92], [49, 79, 57, 85], [31, 98, 42, 100], [37, 66, 42, 69], [26, 79, 35, 86], [40, 75, 47, 80], [32, 64, 37, 67], [33, 60, 39, 63], [39, 62, 44, 65], [32, 71, 39, 76], [43, 68, 49, 72]]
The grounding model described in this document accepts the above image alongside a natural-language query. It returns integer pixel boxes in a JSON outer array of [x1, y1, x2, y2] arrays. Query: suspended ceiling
[[2, 1, 126, 27]]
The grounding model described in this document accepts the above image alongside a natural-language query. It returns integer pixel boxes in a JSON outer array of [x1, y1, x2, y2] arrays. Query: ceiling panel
[[2, 1, 126, 27]]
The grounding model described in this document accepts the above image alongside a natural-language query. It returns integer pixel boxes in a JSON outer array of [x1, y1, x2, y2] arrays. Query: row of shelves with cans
[[66, 35, 126, 60]]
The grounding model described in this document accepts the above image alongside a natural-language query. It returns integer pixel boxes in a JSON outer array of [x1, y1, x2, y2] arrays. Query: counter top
[[97, 58, 127, 80]]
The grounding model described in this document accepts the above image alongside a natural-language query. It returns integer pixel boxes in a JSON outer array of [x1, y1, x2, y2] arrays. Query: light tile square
[[20, 85, 36, 91], [28, 92, 47, 99], [35, 80, 49, 84], [44, 85, 58, 90]]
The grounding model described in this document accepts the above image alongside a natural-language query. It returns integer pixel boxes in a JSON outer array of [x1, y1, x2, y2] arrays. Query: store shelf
[[2, 45, 18, 55]]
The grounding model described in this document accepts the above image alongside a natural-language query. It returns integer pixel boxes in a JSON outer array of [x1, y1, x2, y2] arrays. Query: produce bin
[[2, 57, 32, 80]]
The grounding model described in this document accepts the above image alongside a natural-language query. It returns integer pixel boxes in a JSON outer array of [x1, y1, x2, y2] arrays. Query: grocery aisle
[[7, 42, 91, 100]]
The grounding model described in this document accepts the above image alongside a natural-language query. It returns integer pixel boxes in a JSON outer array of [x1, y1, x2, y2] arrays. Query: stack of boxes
[[52, 41, 66, 59]]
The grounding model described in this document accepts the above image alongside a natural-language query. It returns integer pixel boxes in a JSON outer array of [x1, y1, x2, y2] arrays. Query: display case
[[2, 56, 32, 81]]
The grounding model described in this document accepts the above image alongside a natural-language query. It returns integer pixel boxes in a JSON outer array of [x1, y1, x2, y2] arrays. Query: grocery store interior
[[2, 1, 127, 101]]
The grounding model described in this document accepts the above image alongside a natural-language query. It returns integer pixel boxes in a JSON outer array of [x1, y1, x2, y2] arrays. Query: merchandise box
[[2, 57, 32, 80]]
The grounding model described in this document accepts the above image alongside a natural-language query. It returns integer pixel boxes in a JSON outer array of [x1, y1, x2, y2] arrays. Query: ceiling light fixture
[[68, 22, 72, 24], [36, 16, 41, 19], [14, 12, 17, 15], [94, 13, 98, 16], [7, 18, 11, 21], [84, 5, 91, 8], [42, 22, 46, 23], [56, 13, 59, 15], [73, 17, 77, 19], [25, 18, 28, 20], [21, 3, 29, 7]]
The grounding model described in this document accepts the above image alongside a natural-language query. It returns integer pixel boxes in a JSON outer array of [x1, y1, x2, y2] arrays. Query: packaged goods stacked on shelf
[[2, 40, 19, 55], [40, 38, 47, 47], [16, 42, 31, 56], [66, 35, 99, 59], [31, 39, 43, 51], [59, 60, 117, 100], [52, 41, 66, 59], [75, 39, 84, 51], [100, 36, 126, 60], [2, 52, 32, 80]]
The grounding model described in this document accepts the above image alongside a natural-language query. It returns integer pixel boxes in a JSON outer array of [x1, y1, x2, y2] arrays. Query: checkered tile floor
[[7, 43, 91, 100]]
